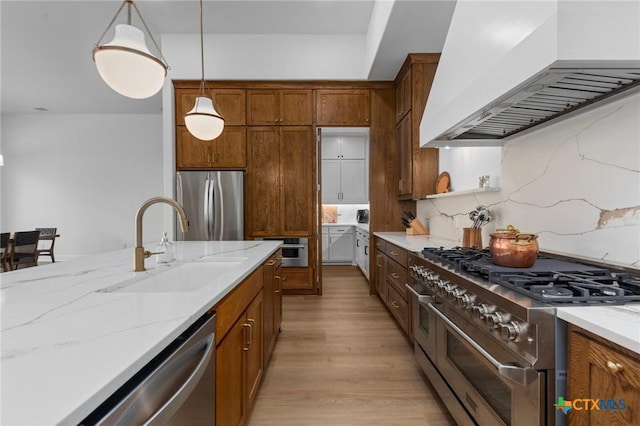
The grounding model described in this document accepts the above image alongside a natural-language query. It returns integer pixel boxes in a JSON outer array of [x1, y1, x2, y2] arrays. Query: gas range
[[406, 248, 640, 426], [421, 247, 640, 305]]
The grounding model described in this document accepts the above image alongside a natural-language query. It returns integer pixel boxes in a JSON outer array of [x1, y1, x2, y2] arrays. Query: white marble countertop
[[373, 232, 457, 252], [556, 305, 640, 354], [0, 240, 280, 426], [355, 224, 369, 233], [375, 232, 640, 355]]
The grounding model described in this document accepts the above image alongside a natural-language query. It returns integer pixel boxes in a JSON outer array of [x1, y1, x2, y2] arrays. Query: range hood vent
[[420, 0, 640, 147], [448, 68, 640, 142]]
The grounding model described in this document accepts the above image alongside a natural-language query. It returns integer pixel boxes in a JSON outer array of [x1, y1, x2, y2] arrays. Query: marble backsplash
[[417, 93, 640, 269]]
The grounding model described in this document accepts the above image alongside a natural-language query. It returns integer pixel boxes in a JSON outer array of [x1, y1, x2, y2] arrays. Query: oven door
[[406, 284, 437, 363], [430, 303, 545, 426]]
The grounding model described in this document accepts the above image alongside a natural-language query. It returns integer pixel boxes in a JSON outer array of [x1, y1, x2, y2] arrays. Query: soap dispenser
[[156, 231, 174, 263]]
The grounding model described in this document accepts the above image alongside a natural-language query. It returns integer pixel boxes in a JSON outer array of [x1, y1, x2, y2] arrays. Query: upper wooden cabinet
[[176, 126, 246, 169], [175, 88, 246, 126], [247, 89, 313, 125], [246, 126, 314, 236], [316, 89, 370, 126], [395, 54, 440, 200]]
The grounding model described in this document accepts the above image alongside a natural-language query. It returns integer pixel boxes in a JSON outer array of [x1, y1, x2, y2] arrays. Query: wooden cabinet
[[176, 126, 246, 169], [215, 268, 264, 426], [568, 324, 640, 425], [280, 267, 313, 292], [315, 89, 370, 126], [247, 89, 313, 125], [394, 54, 440, 200], [175, 88, 246, 126], [374, 239, 410, 336], [263, 250, 282, 365], [246, 126, 314, 236]]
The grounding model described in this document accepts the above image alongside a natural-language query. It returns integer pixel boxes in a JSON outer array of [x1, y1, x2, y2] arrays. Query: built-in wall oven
[[255, 237, 308, 267]]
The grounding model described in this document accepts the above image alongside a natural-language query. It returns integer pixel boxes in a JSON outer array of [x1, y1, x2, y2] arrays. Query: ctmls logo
[[554, 397, 626, 414]]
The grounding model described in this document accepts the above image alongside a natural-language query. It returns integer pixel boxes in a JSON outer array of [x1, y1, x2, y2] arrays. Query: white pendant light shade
[[185, 97, 225, 140], [93, 24, 167, 99]]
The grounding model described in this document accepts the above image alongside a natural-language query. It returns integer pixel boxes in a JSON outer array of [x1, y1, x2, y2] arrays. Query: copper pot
[[489, 226, 539, 268]]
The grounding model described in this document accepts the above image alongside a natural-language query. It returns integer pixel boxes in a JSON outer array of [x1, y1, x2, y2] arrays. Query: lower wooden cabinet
[[263, 250, 282, 365], [568, 324, 640, 425], [215, 265, 265, 426], [374, 238, 411, 338]]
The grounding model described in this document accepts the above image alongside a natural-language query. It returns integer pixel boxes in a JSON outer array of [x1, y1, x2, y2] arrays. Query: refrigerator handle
[[215, 176, 224, 240], [208, 174, 216, 240], [204, 174, 211, 240]]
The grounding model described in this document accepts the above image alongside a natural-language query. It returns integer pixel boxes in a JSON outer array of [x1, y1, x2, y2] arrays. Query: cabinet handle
[[390, 251, 399, 256], [364, 246, 368, 255], [356, 240, 360, 247], [247, 319, 255, 347], [266, 260, 276, 266], [391, 272, 400, 279], [275, 276, 281, 293], [606, 360, 624, 374], [390, 301, 400, 309], [243, 323, 251, 351]]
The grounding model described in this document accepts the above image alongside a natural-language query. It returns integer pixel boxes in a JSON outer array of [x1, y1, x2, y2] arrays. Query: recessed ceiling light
[[33, 107, 49, 112]]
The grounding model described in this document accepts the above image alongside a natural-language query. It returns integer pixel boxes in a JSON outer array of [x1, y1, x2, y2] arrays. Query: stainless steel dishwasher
[[80, 312, 216, 425]]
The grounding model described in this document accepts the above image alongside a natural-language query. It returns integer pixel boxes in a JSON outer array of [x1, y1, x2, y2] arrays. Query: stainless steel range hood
[[420, 0, 640, 147]]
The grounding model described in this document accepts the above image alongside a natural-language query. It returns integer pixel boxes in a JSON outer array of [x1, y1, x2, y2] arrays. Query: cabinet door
[[321, 136, 341, 159], [176, 88, 246, 126], [212, 127, 247, 168], [322, 233, 330, 262], [329, 231, 354, 262], [246, 291, 264, 410], [247, 127, 281, 236], [281, 90, 313, 125], [340, 159, 367, 203], [321, 160, 341, 204], [176, 127, 211, 168], [273, 258, 282, 334], [216, 315, 247, 426], [247, 90, 279, 125], [280, 127, 314, 235], [569, 328, 640, 426], [395, 69, 411, 123], [315, 89, 370, 126], [339, 135, 367, 159], [263, 259, 275, 363], [397, 113, 412, 198]]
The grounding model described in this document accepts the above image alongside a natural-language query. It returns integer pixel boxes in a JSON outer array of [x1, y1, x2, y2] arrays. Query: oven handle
[[427, 303, 538, 386], [405, 284, 435, 305], [281, 244, 306, 249]]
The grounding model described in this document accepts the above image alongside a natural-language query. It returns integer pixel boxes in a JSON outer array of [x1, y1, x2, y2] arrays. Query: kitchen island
[[0, 240, 280, 425]]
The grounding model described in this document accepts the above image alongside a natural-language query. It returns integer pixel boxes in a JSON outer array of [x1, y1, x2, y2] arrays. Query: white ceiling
[[0, 0, 455, 115]]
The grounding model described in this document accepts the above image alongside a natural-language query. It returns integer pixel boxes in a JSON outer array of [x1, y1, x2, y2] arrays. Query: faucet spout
[[134, 197, 189, 272]]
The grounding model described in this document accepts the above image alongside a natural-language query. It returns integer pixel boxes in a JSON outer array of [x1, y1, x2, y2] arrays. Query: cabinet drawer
[[329, 226, 354, 235], [386, 284, 409, 334], [386, 257, 407, 300], [385, 243, 407, 267], [375, 238, 386, 252]]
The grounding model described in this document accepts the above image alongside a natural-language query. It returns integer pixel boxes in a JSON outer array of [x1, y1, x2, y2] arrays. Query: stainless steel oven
[[255, 237, 308, 267]]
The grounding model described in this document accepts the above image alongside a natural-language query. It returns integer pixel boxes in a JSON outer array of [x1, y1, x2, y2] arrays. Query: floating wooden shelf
[[424, 187, 500, 199]]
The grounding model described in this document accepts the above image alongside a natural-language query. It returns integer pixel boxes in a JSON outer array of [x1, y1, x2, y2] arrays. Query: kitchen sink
[[98, 261, 242, 293]]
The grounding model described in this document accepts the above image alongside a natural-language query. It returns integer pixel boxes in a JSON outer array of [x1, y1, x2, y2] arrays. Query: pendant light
[[93, 0, 168, 99], [184, 0, 225, 141]]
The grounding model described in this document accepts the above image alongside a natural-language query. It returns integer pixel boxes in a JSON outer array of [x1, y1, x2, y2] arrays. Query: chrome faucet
[[134, 197, 189, 272]]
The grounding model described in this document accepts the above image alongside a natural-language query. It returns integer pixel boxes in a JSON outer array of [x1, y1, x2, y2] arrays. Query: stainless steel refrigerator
[[176, 171, 244, 240]]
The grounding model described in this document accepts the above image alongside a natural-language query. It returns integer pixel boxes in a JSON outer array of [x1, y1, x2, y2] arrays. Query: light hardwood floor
[[247, 265, 455, 426]]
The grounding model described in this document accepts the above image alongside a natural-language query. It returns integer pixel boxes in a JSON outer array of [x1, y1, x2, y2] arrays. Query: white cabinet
[[355, 228, 370, 280], [322, 226, 354, 264], [321, 135, 368, 204]]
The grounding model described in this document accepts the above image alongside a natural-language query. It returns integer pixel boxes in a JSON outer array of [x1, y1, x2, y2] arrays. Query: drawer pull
[[390, 301, 400, 309], [606, 360, 624, 374], [390, 251, 399, 256], [391, 273, 400, 279]]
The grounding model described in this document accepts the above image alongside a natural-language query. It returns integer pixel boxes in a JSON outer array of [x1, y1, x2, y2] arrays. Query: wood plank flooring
[[247, 265, 455, 426]]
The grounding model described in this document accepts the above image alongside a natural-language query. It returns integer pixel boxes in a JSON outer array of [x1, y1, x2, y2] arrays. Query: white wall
[[0, 114, 165, 258], [417, 92, 640, 269]]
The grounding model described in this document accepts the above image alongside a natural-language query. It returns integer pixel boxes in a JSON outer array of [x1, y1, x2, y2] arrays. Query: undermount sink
[[99, 261, 242, 294]]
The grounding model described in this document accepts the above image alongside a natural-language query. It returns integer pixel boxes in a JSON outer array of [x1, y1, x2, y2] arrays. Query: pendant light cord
[[198, 0, 206, 97]]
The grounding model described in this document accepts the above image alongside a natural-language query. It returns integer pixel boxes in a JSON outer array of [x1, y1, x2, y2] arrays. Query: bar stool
[[0, 233, 10, 272], [10, 230, 41, 270], [36, 227, 58, 263]]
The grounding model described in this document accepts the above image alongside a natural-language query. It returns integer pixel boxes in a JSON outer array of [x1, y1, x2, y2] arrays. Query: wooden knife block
[[406, 218, 429, 235]]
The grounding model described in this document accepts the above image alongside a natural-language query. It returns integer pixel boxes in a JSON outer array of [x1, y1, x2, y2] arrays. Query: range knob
[[445, 284, 461, 298], [471, 304, 496, 319], [456, 293, 476, 309], [485, 311, 511, 329], [500, 321, 526, 342]]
